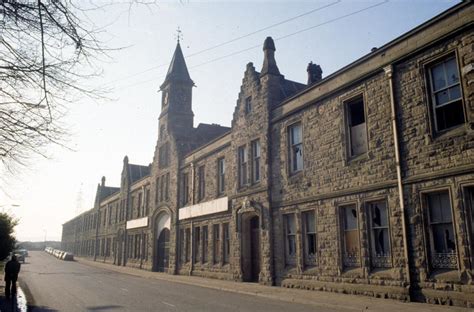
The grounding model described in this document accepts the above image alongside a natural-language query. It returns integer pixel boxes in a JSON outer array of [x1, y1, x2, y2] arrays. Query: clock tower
[[158, 40, 194, 139]]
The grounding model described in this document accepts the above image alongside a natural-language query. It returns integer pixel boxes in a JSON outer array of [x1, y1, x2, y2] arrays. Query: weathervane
[[175, 27, 183, 43]]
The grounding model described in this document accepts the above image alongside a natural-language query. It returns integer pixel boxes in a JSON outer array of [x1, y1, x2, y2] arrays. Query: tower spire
[[175, 26, 183, 44], [260, 36, 281, 76], [160, 34, 194, 90]]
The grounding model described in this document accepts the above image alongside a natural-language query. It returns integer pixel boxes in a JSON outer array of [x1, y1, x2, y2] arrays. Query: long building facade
[[62, 2, 474, 307]]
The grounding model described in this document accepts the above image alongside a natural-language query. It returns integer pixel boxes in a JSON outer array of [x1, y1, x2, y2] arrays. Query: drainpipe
[[384, 65, 412, 296], [190, 162, 195, 205]]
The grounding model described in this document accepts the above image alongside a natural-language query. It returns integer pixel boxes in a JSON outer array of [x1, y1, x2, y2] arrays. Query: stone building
[[62, 2, 474, 306]]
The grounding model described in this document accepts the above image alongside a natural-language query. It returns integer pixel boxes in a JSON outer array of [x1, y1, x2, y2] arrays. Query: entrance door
[[156, 228, 170, 272], [249, 216, 260, 282], [242, 215, 260, 282]]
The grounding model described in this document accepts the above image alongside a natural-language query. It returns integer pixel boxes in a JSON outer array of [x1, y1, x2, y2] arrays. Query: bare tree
[[0, 0, 156, 170]]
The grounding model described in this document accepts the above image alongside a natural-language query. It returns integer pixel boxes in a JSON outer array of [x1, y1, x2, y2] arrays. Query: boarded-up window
[[346, 97, 367, 157], [426, 191, 457, 269], [341, 205, 360, 268]]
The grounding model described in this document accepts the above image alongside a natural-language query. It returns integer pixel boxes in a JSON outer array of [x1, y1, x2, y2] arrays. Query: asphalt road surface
[[20, 251, 320, 312]]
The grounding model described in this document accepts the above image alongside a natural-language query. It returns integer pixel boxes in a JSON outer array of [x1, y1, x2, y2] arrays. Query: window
[[159, 177, 164, 202], [179, 229, 185, 264], [137, 193, 142, 218], [217, 158, 225, 195], [185, 228, 191, 262], [428, 55, 465, 132], [426, 191, 457, 269], [223, 223, 230, 264], [198, 166, 205, 201], [145, 189, 150, 215], [194, 227, 201, 263], [238, 145, 248, 187], [202, 226, 208, 263], [303, 211, 317, 266], [213, 224, 220, 264], [346, 96, 367, 157], [159, 142, 170, 168], [288, 123, 303, 173], [284, 214, 296, 264], [465, 187, 474, 267], [245, 96, 252, 114], [251, 140, 261, 183], [341, 204, 360, 268], [368, 201, 391, 268], [142, 234, 147, 260], [165, 173, 170, 200], [181, 172, 189, 206], [155, 177, 160, 203]]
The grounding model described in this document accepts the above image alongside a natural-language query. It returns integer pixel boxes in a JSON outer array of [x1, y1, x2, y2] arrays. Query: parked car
[[11, 251, 25, 263]]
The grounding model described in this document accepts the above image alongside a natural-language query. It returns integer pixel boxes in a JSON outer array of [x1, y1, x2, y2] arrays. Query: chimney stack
[[307, 62, 322, 85]]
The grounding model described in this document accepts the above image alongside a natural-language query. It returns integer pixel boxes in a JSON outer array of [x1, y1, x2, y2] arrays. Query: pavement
[[75, 256, 470, 312]]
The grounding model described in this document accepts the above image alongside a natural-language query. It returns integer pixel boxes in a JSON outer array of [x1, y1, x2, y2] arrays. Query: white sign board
[[179, 197, 228, 220], [126, 217, 148, 230]]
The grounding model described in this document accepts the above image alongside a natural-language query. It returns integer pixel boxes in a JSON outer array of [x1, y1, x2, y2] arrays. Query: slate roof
[[280, 78, 306, 100], [99, 186, 120, 201], [128, 164, 151, 183], [161, 42, 194, 88]]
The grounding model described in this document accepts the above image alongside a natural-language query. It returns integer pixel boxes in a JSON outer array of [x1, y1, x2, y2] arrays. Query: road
[[19, 251, 319, 312]]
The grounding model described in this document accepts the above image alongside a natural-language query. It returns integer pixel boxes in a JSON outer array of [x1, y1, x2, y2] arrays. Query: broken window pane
[[427, 191, 457, 269]]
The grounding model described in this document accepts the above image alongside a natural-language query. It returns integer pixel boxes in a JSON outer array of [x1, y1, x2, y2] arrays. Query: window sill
[[341, 267, 364, 278], [287, 170, 303, 184], [428, 269, 460, 283], [346, 152, 368, 165], [430, 124, 468, 142]]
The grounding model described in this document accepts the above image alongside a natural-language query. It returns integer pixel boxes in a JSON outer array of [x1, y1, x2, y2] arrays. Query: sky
[[1, 0, 460, 242]]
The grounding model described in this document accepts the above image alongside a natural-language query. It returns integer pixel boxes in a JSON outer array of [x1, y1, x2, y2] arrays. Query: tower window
[[245, 96, 252, 114]]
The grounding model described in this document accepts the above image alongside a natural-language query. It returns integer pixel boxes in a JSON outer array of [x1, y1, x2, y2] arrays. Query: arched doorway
[[156, 228, 170, 272], [242, 214, 260, 282], [153, 212, 170, 272]]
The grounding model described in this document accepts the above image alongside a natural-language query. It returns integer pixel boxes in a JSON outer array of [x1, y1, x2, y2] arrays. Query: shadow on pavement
[[86, 305, 123, 311], [28, 305, 58, 312]]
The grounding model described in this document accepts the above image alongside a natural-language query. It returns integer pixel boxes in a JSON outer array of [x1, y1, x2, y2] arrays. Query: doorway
[[242, 215, 260, 282], [155, 228, 170, 272]]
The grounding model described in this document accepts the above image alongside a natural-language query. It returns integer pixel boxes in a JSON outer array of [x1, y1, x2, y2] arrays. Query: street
[[19, 251, 319, 312]]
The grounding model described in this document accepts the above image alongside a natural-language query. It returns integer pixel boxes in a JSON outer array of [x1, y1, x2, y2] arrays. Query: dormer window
[[245, 96, 252, 114]]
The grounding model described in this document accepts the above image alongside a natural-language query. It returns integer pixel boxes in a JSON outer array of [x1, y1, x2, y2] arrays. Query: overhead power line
[[101, 1, 341, 87], [116, 0, 389, 90]]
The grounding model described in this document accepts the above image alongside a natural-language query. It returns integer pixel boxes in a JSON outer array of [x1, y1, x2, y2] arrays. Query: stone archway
[[153, 212, 170, 272]]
